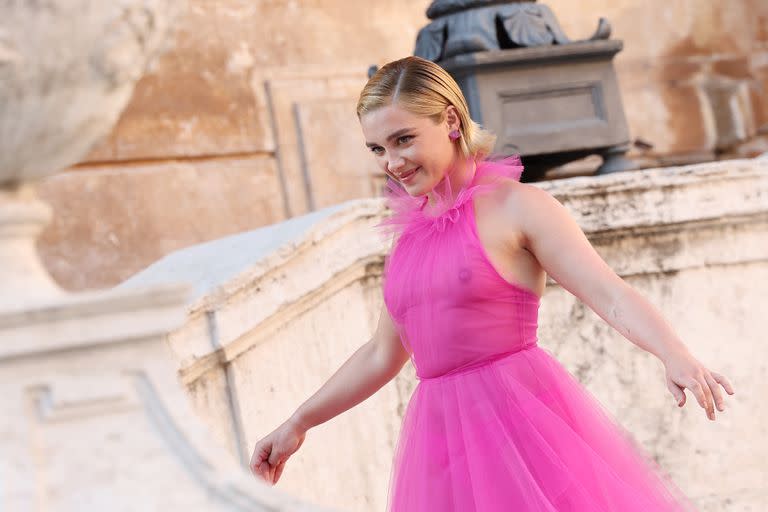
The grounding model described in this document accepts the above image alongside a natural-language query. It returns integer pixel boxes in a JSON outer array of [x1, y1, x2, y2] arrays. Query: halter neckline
[[376, 154, 525, 240]]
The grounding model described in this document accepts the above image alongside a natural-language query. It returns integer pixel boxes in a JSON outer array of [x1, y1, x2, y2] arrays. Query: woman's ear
[[445, 105, 461, 131]]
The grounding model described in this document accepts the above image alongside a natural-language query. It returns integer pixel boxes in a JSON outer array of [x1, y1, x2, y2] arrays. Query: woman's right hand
[[249, 416, 308, 486]]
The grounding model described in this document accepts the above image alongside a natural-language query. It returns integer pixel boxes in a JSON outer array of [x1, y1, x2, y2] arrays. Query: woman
[[250, 56, 734, 511]]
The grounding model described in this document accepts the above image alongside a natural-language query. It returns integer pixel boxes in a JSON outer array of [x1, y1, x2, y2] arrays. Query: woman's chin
[[403, 183, 425, 197]]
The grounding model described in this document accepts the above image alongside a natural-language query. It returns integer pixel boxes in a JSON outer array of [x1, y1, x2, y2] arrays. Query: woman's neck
[[425, 157, 477, 208]]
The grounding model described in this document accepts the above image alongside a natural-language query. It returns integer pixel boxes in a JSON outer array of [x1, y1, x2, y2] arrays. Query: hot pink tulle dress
[[376, 155, 697, 511]]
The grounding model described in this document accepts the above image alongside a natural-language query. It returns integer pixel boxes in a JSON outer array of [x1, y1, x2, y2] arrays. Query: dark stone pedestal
[[438, 40, 636, 178]]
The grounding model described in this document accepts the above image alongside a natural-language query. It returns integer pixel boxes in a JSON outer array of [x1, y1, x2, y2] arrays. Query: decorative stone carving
[[416, 0, 611, 61], [1, 282, 334, 511], [0, 0, 184, 305]]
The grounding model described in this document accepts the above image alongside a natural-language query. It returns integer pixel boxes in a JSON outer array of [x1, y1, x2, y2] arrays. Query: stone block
[[37, 156, 284, 290], [83, 0, 426, 162]]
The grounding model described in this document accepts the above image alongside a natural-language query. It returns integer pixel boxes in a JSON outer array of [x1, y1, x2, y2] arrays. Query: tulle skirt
[[386, 344, 697, 511]]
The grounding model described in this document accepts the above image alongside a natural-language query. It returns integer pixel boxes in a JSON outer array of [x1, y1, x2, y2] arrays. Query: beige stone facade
[[36, 0, 768, 291]]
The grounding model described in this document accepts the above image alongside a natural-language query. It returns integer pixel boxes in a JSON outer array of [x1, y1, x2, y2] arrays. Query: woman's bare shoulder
[[476, 177, 558, 250], [477, 175, 546, 215]]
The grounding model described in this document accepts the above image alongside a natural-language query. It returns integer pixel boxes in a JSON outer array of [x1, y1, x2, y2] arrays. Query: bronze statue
[[416, 0, 610, 61]]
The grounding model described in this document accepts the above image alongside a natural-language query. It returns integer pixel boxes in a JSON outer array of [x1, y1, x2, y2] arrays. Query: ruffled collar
[[376, 154, 524, 240]]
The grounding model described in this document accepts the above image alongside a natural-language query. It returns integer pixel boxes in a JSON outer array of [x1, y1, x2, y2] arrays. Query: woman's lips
[[399, 167, 420, 182]]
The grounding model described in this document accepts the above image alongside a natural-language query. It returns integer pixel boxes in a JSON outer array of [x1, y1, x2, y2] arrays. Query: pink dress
[[376, 155, 697, 511]]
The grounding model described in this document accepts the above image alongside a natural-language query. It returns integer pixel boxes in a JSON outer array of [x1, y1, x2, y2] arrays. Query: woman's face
[[360, 103, 460, 197]]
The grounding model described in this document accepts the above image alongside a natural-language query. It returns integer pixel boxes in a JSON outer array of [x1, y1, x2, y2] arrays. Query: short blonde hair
[[356, 56, 496, 160]]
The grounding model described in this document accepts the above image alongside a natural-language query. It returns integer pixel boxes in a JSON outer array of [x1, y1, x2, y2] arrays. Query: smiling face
[[360, 102, 461, 197]]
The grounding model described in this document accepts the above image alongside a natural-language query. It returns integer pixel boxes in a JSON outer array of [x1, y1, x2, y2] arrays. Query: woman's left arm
[[509, 183, 735, 421]]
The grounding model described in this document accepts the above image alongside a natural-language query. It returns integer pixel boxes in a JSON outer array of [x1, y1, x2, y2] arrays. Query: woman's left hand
[[662, 347, 735, 421]]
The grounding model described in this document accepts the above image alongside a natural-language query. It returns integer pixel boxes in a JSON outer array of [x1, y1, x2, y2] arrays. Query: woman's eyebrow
[[365, 127, 416, 147]]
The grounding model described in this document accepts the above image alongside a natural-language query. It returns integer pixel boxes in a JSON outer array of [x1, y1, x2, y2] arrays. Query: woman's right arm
[[250, 303, 410, 484], [290, 302, 410, 432]]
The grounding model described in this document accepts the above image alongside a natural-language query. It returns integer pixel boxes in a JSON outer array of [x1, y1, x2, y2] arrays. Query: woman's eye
[[397, 135, 413, 144], [371, 146, 384, 154]]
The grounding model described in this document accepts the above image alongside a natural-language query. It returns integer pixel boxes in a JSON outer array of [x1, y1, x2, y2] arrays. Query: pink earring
[[449, 129, 461, 141]]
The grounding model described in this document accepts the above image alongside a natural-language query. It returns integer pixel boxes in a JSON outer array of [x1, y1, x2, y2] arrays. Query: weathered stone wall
[[37, 0, 768, 291], [126, 158, 767, 512], [551, 0, 768, 160], [37, 0, 425, 290]]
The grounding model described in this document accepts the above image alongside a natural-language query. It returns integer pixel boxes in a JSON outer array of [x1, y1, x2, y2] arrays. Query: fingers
[[687, 376, 715, 420], [249, 435, 294, 486], [670, 364, 735, 422], [700, 375, 715, 420], [267, 452, 284, 485], [265, 457, 289, 485], [249, 447, 264, 477], [259, 460, 272, 483], [704, 372, 725, 412], [273, 459, 287, 483], [250, 442, 276, 484], [710, 371, 735, 396], [666, 377, 685, 406]]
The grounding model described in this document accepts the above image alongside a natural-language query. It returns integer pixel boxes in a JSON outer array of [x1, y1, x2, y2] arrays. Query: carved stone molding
[[1, 282, 335, 511]]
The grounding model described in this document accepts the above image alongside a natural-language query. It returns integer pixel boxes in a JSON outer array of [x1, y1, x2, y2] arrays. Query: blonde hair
[[356, 56, 496, 160]]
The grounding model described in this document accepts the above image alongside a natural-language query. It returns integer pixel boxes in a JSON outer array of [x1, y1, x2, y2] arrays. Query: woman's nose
[[388, 157, 405, 173]]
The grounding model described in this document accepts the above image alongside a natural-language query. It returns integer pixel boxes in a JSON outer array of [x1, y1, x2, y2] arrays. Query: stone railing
[[126, 157, 767, 511], [0, 281, 336, 511]]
